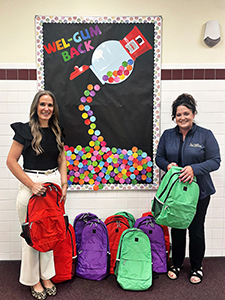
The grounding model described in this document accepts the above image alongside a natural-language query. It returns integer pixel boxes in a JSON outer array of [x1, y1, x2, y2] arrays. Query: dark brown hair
[[171, 93, 197, 120]]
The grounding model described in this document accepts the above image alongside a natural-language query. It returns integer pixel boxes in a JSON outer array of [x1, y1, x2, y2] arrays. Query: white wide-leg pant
[[16, 169, 62, 286]]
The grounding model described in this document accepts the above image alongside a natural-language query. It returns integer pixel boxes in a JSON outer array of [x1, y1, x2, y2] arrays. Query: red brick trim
[[0, 68, 225, 80], [161, 69, 225, 80], [0, 69, 37, 80]]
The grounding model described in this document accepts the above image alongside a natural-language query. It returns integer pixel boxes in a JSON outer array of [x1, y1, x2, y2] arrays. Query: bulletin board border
[[35, 15, 162, 191]]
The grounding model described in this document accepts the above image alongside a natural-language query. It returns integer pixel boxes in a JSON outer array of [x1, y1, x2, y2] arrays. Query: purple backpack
[[73, 212, 98, 253], [75, 218, 110, 281], [134, 216, 167, 274]]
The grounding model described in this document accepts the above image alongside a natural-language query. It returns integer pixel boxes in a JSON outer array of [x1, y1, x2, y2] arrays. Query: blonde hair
[[29, 90, 64, 155]]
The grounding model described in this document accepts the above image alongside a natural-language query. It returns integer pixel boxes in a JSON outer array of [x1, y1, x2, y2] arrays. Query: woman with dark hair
[[156, 93, 220, 284], [7, 91, 68, 299]]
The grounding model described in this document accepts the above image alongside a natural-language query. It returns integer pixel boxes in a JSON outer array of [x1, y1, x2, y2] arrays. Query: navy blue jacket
[[156, 124, 221, 199]]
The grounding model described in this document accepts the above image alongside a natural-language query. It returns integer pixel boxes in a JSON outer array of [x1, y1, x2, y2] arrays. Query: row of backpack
[[20, 182, 172, 290], [51, 211, 171, 291], [22, 166, 199, 290]]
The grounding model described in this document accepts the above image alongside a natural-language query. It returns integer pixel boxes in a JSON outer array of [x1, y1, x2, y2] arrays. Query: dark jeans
[[171, 195, 210, 270]]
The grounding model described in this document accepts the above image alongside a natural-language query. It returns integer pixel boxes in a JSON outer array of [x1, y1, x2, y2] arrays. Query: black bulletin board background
[[36, 16, 162, 191]]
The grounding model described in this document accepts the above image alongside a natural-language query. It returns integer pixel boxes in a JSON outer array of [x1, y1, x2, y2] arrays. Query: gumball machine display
[[70, 26, 152, 84], [66, 25, 154, 191]]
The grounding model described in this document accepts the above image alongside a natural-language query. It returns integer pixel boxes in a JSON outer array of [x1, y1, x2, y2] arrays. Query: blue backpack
[[134, 216, 167, 274], [76, 218, 110, 281]]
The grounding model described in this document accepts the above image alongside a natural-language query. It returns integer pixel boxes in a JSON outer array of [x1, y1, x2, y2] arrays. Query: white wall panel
[[0, 63, 224, 259]]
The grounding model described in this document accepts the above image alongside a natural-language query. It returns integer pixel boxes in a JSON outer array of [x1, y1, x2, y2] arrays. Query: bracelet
[[62, 182, 68, 188]]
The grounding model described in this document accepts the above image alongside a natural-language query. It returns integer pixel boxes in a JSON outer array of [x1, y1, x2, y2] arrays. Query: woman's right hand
[[167, 162, 178, 171], [30, 182, 47, 196]]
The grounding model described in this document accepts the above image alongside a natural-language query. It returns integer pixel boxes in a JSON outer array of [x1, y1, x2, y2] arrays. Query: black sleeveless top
[[11, 122, 63, 171]]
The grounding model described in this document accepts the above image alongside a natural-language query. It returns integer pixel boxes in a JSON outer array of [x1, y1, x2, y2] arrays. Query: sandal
[[167, 265, 183, 280], [189, 267, 203, 284]]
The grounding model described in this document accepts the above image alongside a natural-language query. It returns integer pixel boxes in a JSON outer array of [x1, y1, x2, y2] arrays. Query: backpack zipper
[[105, 220, 129, 229], [158, 172, 180, 198], [162, 176, 198, 204], [82, 220, 110, 254], [137, 218, 155, 229]]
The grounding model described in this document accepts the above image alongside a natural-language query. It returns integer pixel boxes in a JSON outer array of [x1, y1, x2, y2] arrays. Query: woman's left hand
[[179, 166, 194, 183], [60, 185, 67, 202]]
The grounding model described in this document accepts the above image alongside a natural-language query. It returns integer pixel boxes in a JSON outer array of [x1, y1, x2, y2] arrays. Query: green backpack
[[114, 228, 152, 291], [114, 211, 135, 228], [151, 166, 199, 229]]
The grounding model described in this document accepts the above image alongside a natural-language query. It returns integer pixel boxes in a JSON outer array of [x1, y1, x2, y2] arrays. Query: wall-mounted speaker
[[204, 20, 221, 47]]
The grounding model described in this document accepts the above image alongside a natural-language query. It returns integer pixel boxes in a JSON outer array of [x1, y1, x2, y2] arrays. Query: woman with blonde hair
[[7, 90, 68, 299]]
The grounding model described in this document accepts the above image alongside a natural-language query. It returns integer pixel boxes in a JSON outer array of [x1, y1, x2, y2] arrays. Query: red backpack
[[52, 223, 77, 283], [142, 212, 170, 261], [21, 182, 68, 252], [105, 215, 130, 274]]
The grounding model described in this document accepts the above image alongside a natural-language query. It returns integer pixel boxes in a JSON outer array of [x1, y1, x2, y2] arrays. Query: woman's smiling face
[[175, 105, 195, 133], [37, 94, 54, 126]]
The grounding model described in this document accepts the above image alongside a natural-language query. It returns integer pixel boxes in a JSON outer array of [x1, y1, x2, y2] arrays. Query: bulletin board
[[35, 16, 162, 191]]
